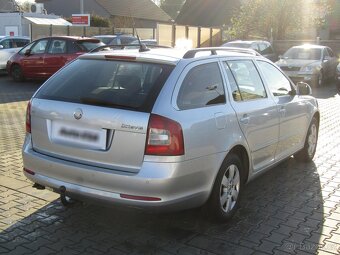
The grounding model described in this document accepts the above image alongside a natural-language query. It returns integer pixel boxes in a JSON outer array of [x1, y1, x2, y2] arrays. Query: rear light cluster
[[26, 101, 31, 133], [145, 114, 184, 156]]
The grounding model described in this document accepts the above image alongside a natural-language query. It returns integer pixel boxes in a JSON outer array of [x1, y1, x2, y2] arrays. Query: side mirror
[[323, 55, 331, 62], [24, 49, 31, 56], [0, 45, 3, 49], [296, 82, 312, 96], [278, 55, 283, 59]]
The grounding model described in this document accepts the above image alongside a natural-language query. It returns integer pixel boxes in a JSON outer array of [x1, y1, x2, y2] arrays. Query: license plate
[[51, 121, 107, 150]]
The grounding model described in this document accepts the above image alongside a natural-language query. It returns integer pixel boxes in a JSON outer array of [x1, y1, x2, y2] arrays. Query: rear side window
[[177, 62, 225, 110], [35, 59, 174, 112], [225, 60, 267, 101]]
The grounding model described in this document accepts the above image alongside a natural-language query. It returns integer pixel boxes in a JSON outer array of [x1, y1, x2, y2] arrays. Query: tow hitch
[[59, 186, 77, 207]]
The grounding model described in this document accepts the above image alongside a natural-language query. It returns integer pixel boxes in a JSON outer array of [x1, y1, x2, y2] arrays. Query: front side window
[[177, 62, 225, 110], [30, 39, 49, 54], [226, 60, 267, 101], [19, 41, 35, 55], [257, 61, 292, 96]]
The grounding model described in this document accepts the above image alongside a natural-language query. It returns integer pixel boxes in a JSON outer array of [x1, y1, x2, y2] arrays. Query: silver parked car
[[22, 47, 319, 221], [276, 44, 338, 87], [0, 36, 30, 71]]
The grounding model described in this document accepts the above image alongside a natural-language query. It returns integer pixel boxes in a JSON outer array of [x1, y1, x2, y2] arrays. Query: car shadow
[[0, 158, 324, 254], [0, 75, 42, 104], [312, 81, 339, 99]]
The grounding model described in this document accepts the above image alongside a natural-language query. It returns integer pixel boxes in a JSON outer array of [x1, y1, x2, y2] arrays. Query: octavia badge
[[73, 108, 83, 120]]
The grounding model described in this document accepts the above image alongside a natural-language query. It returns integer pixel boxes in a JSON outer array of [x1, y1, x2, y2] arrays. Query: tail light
[[145, 114, 184, 156], [26, 101, 31, 133]]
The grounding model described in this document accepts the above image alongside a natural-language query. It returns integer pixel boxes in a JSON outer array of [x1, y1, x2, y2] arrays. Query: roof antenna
[[130, 9, 150, 52]]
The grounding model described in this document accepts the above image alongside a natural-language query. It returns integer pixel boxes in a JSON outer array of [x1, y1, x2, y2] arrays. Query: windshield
[[35, 59, 174, 112], [283, 48, 322, 60], [95, 37, 115, 45], [223, 43, 252, 48], [76, 41, 105, 51]]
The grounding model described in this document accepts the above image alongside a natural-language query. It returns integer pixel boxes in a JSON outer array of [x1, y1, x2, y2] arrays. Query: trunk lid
[[31, 99, 149, 173]]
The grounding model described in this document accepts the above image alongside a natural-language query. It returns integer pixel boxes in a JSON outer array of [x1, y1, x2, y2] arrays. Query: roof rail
[[90, 44, 171, 53], [183, 47, 261, 59]]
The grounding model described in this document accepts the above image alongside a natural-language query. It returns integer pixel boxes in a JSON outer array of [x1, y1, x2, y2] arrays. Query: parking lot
[[0, 74, 339, 255]]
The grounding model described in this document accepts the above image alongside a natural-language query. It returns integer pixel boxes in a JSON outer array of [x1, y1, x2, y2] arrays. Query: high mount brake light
[[145, 114, 184, 156], [104, 55, 136, 61]]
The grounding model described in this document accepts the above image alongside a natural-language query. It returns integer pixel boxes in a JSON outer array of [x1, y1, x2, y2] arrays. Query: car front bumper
[[22, 135, 220, 211]]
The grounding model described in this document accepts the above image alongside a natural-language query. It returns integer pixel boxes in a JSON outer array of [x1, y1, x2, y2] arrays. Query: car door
[[172, 60, 237, 161], [256, 60, 310, 160], [21, 38, 49, 78], [0, 39, 15, 69], [325, 47, 338, 79], [44, 39, 69, 77], [222, 60, 279, 172]]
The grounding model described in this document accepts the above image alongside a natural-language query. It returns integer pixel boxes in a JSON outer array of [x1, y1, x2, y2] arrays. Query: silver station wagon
[[22, 46, 319, 221]]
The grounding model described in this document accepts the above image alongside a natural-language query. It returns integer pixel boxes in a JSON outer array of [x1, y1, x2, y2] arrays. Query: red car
[[7, 36, 104, 81]]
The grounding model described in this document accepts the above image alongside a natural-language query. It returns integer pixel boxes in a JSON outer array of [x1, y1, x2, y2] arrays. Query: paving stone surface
[[0, 75, 340, 254]]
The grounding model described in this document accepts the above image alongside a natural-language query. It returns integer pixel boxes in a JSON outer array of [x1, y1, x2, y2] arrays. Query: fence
[[30, 23, 222, 48], [30, 24, 156, 41], [157, 24, 222, 48]]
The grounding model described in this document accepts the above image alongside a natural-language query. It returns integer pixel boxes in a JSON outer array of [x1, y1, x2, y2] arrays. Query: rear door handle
[[240, 114, 250, 125], [279, 106, 286, 116]]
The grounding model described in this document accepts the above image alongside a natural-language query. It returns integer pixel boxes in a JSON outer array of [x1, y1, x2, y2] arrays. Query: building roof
[[95, 0, 171, 22], [36, 0, 171, 22], [176, 0, 240, 27]]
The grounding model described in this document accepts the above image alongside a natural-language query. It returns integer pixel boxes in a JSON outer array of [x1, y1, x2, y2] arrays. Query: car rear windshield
[[35, 58, 174, 112]]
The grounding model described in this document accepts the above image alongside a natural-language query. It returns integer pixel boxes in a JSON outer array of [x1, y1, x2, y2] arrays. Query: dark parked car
[[276, 45, 338, 87], [93, 34, 137, 45], [6, 36, 104, 81], [336, 63, 340, 91], [221, 40, 278, 62]]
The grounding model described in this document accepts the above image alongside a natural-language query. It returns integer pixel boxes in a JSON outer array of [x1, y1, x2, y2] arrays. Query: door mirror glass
[[296, 82, 312, 95]]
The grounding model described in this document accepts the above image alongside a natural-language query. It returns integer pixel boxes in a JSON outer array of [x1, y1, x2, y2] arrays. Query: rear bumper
[[22, 135, 221, 211]]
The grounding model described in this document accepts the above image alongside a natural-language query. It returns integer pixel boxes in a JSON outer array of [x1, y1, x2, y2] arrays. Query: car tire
[[11, 65, 25, 82], [315, 72, 323, 87], [294, 117, 318, 162], [206, 153, 244, 222]]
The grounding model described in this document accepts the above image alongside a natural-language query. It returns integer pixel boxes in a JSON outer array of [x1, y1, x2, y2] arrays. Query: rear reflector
[[23, 168, 35, 175], [120, 194, 161, 201], [145, 114, 184, 156], [25, 101, 31, 133]]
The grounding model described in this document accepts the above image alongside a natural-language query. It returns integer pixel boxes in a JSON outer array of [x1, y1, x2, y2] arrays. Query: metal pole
[[80, 0, 84, 14]]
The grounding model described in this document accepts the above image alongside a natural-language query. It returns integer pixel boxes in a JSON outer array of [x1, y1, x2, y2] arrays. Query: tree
[[227, 0, 333, 40], [159, 0, 185, 19], [15, 0, 31, 12]]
